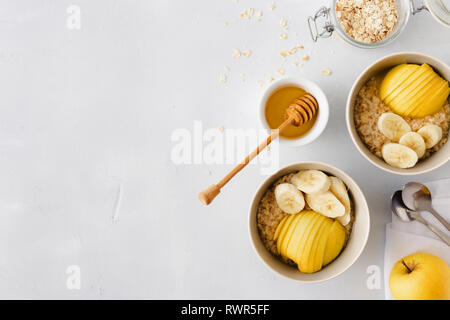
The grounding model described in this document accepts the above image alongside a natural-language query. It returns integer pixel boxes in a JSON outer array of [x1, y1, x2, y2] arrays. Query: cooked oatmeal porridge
[[257, 172, 354, 266], [354, 77, 450, 160]]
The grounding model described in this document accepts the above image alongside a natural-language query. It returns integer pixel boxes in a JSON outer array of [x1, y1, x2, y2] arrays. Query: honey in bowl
[[265, 85, 317, 139]]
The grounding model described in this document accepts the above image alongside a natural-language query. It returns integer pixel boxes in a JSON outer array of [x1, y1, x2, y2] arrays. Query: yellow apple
[[294, 212, 320, 265], [380, 64, 419, 100], [389, 252, 450, 300], [285, 212, 310, 259], [385, 64, 431, 105], [273, 215, 288, 241], [323, 220, 346, 266], [310, 219, 333, 272], [402, 76, 443, 116], [298, 215, 327, 273], [276, 214, 296, 254], [411, 82, 450, 118], [280, 214, 302, 257]]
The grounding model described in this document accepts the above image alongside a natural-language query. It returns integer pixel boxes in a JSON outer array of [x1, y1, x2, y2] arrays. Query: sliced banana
[[274, 183, 305, 214], [306, 191, 345, 218], [329, 177, 351, 226], [417, 124, 443, 149], [399, 132, 426, 158], [291, 170, 330, 195], [381, 143, 418, 168], [377, 112, 411, 142], [337, 211, 351, 227]]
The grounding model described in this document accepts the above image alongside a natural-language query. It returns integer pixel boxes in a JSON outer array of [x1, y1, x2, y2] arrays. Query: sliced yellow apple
[[384, 64, 432, 106], [285, 213, 310, 261], [309, 218, 333, 273], [294, 211, 322, 267], [389, 67, 437, 115], [401, 76, 444, 116], [279, 214, 302, 258], [380, 64, 419, 100], [276, 214, 296, 254], [273, 215, 289, 241], [410, 81, 450, 118], [298, 214, 327, 273], [323, 221, 346, 266]]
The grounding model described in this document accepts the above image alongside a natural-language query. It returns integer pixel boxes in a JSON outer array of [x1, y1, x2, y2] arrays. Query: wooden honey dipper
[[199, 93, 318, 205]]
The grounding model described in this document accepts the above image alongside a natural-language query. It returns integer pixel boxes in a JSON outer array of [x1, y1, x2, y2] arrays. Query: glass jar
[[308, 0, 450, 49]]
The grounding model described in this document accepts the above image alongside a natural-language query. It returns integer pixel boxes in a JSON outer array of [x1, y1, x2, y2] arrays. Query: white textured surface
[[0, 0, 449, 299]]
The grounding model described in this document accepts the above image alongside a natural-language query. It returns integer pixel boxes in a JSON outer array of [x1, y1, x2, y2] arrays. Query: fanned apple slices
[[273, 211, 346, 273]]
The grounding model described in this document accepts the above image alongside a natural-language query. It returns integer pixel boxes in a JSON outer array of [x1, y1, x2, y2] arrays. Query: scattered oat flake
[[277, 69, 285, 75], [220, 75, 227, 83], [297, 45, 304, 49], [280, 51, 287, 58], [280, 33, 287, 40], [256, 11, 263, 17], [242, 50, 252, 57], [224, 66, 230, 71], [224, 21, 229, 26], [301, 55, 309, 61], [280, 19, 287, 27], [218, 126, 224, 132], [292, 61, 299, 66], [268, 3, 276, 10], [233, 49, 241, 58], [269, 76, 275, 83], [321, 68, 332, 75]]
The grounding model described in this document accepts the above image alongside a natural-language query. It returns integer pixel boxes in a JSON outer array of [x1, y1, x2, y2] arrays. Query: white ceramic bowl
[[346, 52, 450, 175], [259, 77, 329, 147], [249, 162, 370, 283]]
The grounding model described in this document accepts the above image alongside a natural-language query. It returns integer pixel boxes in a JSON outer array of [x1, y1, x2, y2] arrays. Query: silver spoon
[[402, 182, 450, 231], [391, 190, 450, 246]]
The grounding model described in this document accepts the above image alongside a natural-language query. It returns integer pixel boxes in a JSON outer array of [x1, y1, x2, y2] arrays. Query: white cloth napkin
[[384, 178, 450, 300]]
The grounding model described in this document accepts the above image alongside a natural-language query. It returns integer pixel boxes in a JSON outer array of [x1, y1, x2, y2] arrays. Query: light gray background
[[0, 0, 449, 299]]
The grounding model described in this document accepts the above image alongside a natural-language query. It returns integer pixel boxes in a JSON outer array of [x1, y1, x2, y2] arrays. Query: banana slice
[[337, 211, 351, 227], [306, 191, 345, 218], [399, 132, 426, 158], [417, 124, 443, 149], [381, 143, 418, 168], [377, 112, 411, 142], [329, 177, 351, 226], [274, 183, 305, 214], [291, 170, 330, 195]]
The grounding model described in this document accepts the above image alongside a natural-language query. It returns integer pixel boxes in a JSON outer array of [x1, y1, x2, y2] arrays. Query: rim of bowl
[[248, 161, 370, 283], [258, 77, 329, 147], [346, 51, 450, 175]]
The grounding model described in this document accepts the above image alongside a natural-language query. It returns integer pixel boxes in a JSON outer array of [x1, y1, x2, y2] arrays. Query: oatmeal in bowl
[[347, 52, 450, 175], [249, 162, 370, 282]]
